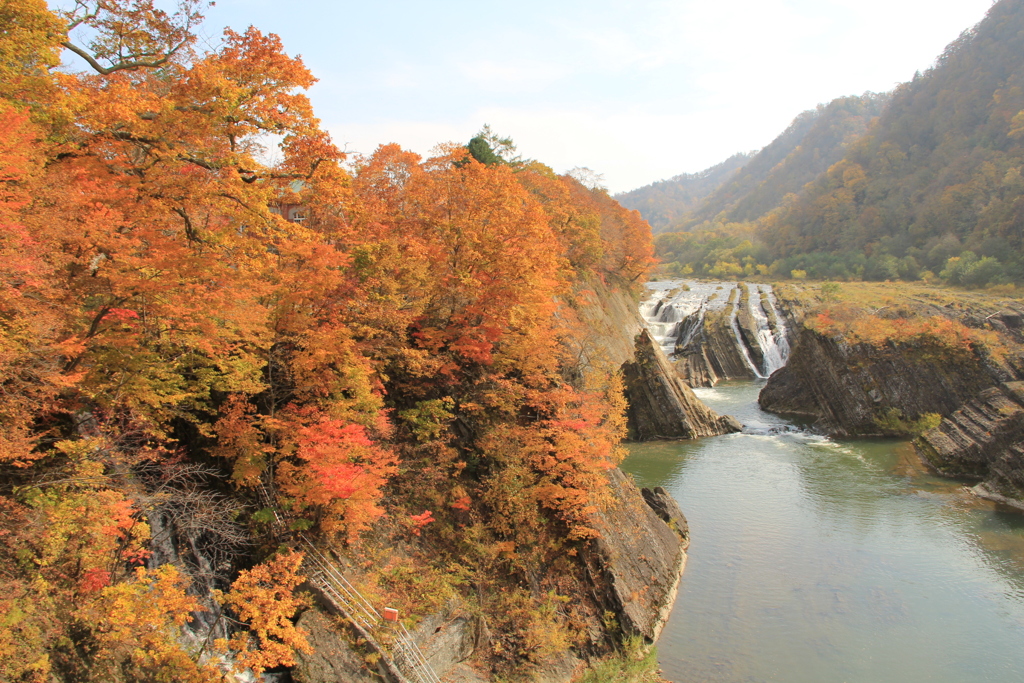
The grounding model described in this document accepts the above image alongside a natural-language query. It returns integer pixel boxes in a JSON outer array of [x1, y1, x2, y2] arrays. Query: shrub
[[874, 408, 943, 436], [806, 307, 999, 362], [577, 636, 661, 683]]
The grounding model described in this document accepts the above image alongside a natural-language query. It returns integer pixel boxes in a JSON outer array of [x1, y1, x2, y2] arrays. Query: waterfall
[[748, 285, 789, 376], [677, 304, 706, 349], [730, 295, 765, 379], [658, 305, 680, 324], [761, 287, 790, 359], [639, 297, 660, 321], [640, 292, 682, 356], [650, 320, 681, 356], [641, 281, 791, 378]]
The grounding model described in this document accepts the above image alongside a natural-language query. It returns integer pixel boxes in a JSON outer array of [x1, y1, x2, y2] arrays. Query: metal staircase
[[255, 480, 442, 683]]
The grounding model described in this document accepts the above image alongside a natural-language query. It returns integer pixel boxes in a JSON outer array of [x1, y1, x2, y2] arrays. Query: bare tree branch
[[61, 38, 187, 75]]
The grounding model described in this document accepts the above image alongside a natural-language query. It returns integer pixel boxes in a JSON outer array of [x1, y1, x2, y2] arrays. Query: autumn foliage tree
[[218, 551, 312, 675], [0, 1, 655, 678]]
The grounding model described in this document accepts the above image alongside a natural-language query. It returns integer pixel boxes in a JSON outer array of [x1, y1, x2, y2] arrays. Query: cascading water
[[640, 284, 707, 357], [641, 292, 682, 356], [747, 284, 789, 376], [643, 279, 791, 380], [760, 285, 790, 369], [729, 294, 765, 379], [676, 304, 706, 350]]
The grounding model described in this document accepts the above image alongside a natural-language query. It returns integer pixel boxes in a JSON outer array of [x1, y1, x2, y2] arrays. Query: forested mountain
[[654, 0, 1024, 286], [614, 151, 753, 231], [677, 93, 888, 231], [0, 2, 657, 680], [759, 0, 1024, 284]]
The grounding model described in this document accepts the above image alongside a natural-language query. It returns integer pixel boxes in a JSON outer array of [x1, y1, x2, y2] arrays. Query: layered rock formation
[[916, 382, 1024, 510], [671, 324, 721, 388], [572, 276, 645, 372], [755, 285, 1024, 510], [623, 329, 742, 440], [641, 280, 793, 388], [585, 469, 690, 642], [580, 277, 742, 439], [677, 305, 757, 385], [758, 326, 997, 436]]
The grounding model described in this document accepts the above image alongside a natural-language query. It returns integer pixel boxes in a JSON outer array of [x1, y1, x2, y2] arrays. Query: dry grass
[[778, 280, 1024, 311]]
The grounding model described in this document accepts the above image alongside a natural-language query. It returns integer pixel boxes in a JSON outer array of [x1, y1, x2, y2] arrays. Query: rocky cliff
[[676, 306, 757, 386], [916, 382, 1024, 511], [581, 278, 741, 439], [756, 282, 1024, 509], [758, 325, 998, 436], [573, 277, 646, 372], [585, 469, 690, 642], [292, 466, 692, 683], [293, 610, 381, 683], [623, 329, 742, 440]]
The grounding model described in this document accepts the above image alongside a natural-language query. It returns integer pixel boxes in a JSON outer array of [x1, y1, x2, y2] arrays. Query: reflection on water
[[623, 381, 1024, 682]]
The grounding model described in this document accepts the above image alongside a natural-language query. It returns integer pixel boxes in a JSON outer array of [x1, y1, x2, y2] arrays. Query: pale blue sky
[[128, 1, 1002, 191]]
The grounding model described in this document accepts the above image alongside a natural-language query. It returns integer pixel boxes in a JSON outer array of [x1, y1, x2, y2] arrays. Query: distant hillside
[[759, 0, 1024, 285], [676, 92, 888, 230], [615, 152, 753, 231], [656, 0, 1024, 287]]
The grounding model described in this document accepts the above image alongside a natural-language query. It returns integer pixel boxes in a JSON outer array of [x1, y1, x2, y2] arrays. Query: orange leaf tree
[[219, 551, 312, 675]]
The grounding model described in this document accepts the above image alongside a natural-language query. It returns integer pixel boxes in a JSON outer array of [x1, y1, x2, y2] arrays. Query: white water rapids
[[730, 293, 765, 379], [747, 283, 790, 376], [641, 280, 790, 379]]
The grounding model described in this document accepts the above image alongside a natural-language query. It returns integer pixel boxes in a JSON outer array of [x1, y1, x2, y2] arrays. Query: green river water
[[622, 381, 1024, 682]]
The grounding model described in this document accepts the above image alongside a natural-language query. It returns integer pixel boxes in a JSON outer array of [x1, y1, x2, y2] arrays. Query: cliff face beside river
[[580, 278, 741, 440], [757, 325, 997, 436], [293, 467, 692, 683], [916, 382, 1024, 510], [623, 330, 742, 439], [292, 279, 718, 683], [754, 282, 1024, 509]]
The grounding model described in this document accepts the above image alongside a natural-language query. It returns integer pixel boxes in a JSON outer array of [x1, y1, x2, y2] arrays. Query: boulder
[[408, 601, 481, 677]]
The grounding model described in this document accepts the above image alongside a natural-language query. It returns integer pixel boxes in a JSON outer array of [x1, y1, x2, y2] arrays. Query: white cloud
[[327, 120, 473, 161]]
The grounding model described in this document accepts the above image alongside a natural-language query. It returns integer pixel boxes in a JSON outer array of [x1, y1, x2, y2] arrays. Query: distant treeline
[[656, 228, 1018, 287]]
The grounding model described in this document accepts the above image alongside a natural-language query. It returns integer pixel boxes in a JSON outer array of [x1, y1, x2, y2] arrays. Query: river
[[622, 381, 1024, 682]]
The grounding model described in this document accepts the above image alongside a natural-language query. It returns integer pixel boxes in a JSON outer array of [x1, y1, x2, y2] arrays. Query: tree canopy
[[0, 3, 655, 679]]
